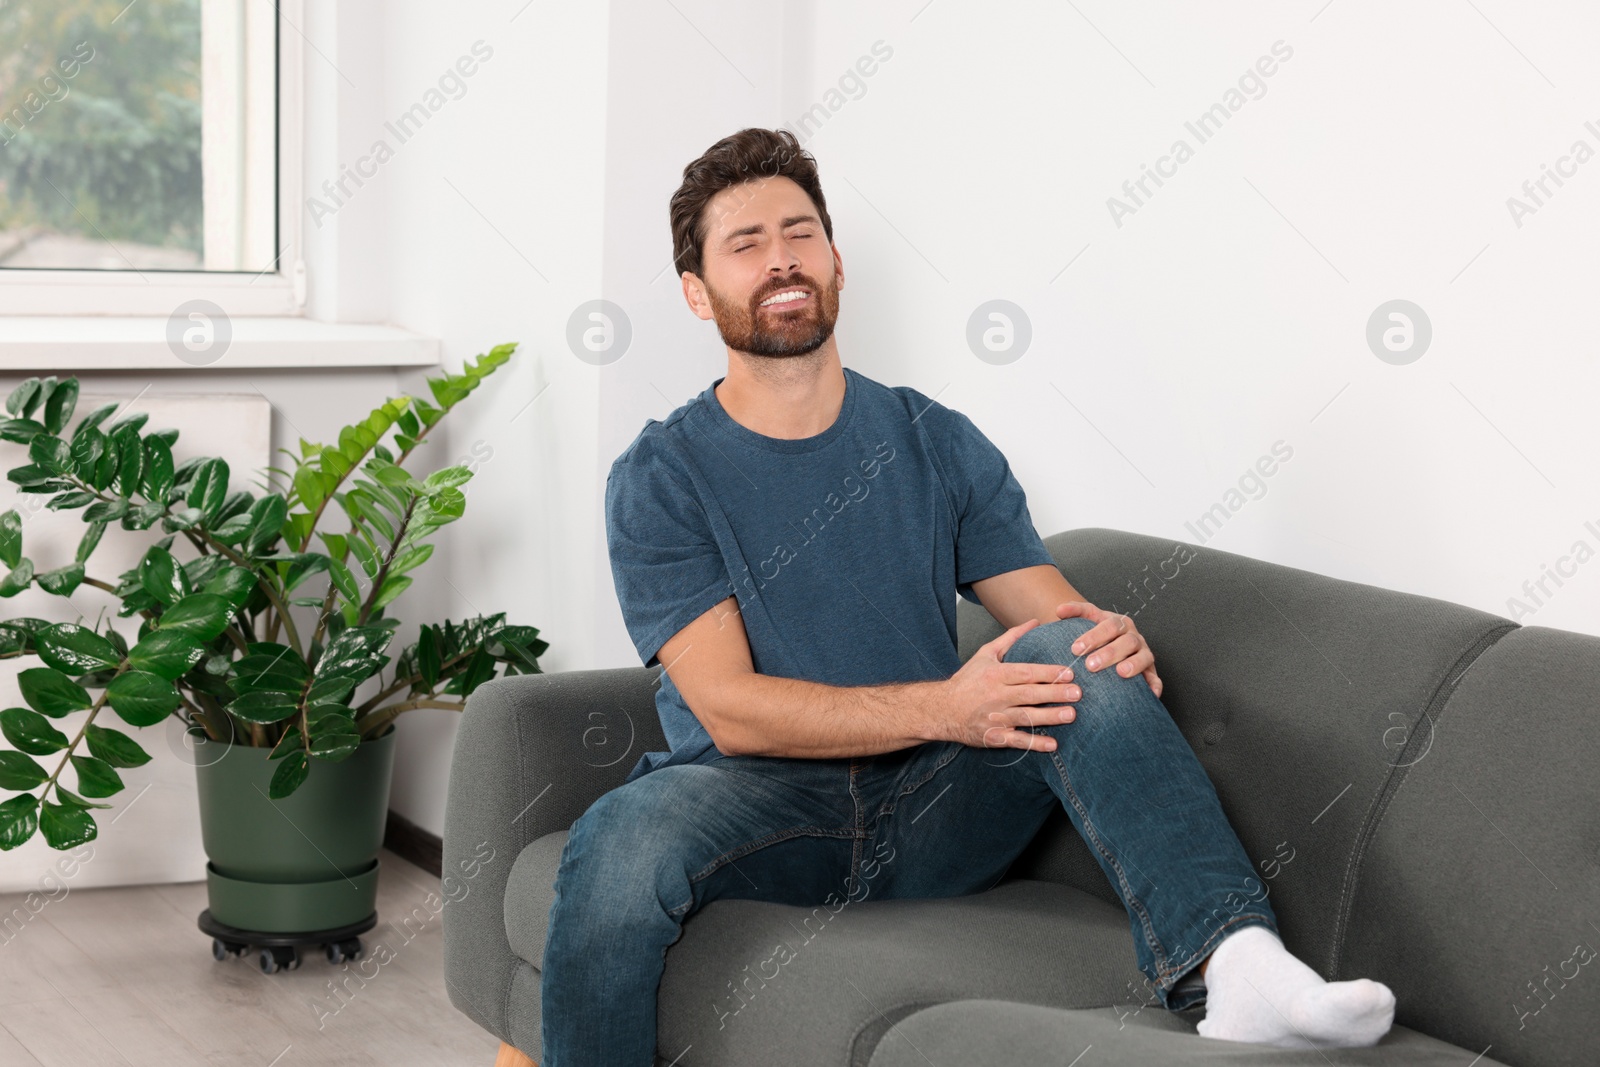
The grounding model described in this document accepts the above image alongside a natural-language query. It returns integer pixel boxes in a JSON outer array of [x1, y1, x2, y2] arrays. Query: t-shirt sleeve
[[941, 408, 1057, 604], [605, 441, 734, 668]]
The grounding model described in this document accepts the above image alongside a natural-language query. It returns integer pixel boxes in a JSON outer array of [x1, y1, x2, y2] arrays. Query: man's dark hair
[[669, 127, 835, 282]]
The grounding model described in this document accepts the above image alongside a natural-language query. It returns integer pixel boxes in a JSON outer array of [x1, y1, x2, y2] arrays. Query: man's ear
[[681, 271, 713, 321]]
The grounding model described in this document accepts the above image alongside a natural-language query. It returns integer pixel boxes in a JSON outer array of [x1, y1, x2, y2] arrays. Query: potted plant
[[0, 344, 547, 969]]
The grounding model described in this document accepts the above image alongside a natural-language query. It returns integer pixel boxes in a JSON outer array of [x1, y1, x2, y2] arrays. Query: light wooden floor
[[0, 848, 503, 1066]]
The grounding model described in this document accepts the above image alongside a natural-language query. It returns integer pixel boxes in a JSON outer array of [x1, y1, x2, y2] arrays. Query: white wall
[[332, 0, 1599, 837]]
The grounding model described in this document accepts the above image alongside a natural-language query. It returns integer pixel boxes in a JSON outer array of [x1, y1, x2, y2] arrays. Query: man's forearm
[[708, 673, 949, 759]]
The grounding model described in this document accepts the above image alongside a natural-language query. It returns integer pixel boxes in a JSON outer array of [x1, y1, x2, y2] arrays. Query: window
[[0, 0, 303, 315]]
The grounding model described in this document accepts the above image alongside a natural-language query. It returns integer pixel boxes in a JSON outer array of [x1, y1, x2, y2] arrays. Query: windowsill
[[0, 317, 441, 370]]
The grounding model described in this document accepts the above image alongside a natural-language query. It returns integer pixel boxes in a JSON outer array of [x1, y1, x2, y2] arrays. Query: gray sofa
[[442, 527, 1598, 1067]]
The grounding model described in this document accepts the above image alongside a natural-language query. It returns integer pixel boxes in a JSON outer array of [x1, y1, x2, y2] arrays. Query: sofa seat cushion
[[864, 999, 1513, 1067], [505, 830, 1159, 1066], [656, 878, 1156, 1066], [504, 829, 569, 968]]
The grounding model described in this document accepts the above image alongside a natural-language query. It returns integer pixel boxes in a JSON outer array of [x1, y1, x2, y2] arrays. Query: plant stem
[[354, 647, 478, 714], [41, 663, 129, 794], [356, 495, 419, 627], [354, 696, 463, 738]]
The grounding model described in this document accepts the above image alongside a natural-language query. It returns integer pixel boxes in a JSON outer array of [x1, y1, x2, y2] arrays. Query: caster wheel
[[259, 946, 300, 974], [212, 938, 229, 962], [325, 937, 363, 964]]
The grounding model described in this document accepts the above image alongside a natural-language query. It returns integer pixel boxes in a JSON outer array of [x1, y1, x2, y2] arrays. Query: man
[[540, 128, 1396, 1066]]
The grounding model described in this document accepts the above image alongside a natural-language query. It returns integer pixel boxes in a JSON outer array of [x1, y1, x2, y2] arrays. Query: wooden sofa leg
[[495, 1041, 537, 1067]]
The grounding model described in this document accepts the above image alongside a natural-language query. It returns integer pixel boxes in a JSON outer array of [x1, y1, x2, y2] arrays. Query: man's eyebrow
[[719, 214, 820, 244]]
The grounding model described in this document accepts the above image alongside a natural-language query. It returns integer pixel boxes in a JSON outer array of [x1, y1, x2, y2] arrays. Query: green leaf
[[389, 543, 434, 577], [0, 618, 50, 656], [29, 433, 72, 474], [320, 446, 352, 479], [70, 755, 123, 798], [294, 463, 326, 510], [232, 647, 309, 693], [138, 546, 189, 605], [1, 708, 70, 755], [34, 564, 85, 598], [18, 667, 91, 717], [84, 497, 130, 522], [309, 725, 361, 763], [201, 565, 257, 608], [37, 623, 121, 674], [54, 785, 112, 810], [269, 751, 310, 798], [105, 411, 149, 436], [73, 401, 118, 437], [0, 418, 46, 444], [427, 487, 466, 520], [161, 506, 204, 532], [6, 378, 42, 418], [180, 553, 225, 591], [348, 490, 396, 542], [373, 464, 425, 494], [75, 520, 108, 565], [106, 670, 181, 727], [422, 465, 472, 492], [85, 724, 152, 768], [7, 463, 58, 488], [0, 750, 49, 789], [214, 490, 254, 525], [186, 458, 230, 522], [226, 690, 300, 724], [371, 574, 411, 612], [282, 553, 331, 595], [39, 800, 96, 849], [156, 593, 233, 641], [70, 429, 105, 485], [127, 629, 206, 681], [46, 489, 96, 510], [0, 793, 40, 850], [0, 509, 19, 568], [42, 379, 78, 435], [244, 494, 289, 555], [142, 437, 175, 500], [0, 558, 31, 597], [113, 427, 144, 497], [327, 558, 359, 605], [347, 533, 379, 579], [417, 625, 441, 689]]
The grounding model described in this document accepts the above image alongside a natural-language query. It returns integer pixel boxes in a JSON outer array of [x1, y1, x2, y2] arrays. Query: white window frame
[[0, 0, 306, 318]]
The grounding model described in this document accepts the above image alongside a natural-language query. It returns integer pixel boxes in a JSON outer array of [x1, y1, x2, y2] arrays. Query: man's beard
[[704, 270, 840, 359]]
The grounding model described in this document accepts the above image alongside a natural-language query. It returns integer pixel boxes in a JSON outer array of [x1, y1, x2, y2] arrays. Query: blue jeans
[[539, 617, 1277, 1066]]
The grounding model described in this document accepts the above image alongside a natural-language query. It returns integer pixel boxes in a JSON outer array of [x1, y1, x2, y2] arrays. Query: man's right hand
[[937, 619, 1081, 752]]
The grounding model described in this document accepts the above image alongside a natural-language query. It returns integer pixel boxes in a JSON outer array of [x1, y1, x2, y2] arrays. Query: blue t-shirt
[[604, 366, 1055, 783]]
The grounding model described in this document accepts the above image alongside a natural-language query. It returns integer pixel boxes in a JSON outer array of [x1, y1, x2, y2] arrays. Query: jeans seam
[[874, 742, 961, 821], [1155, 910, 1276, 990], [667, 827, 860, 918], [1049, 745, 1168, 971]]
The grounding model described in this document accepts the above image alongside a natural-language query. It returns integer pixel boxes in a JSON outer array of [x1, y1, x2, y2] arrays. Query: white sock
[[1195, 925, 1396, 1049]]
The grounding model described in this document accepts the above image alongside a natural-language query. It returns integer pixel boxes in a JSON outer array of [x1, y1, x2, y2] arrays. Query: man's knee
[[1003, 618, 1148, 705]]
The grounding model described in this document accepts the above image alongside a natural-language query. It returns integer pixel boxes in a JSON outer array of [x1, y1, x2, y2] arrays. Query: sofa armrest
[[441, 665, 666, 1038]]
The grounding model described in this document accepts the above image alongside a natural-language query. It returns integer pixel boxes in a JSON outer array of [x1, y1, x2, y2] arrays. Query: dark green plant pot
[[193, 726, 396, 934]]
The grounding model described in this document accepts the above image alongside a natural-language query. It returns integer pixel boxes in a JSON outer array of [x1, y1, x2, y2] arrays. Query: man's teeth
[[760, 290, 807, 306]]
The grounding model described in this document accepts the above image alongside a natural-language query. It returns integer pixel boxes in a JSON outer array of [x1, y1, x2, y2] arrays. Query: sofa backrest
[[957, 532, 1534, 1008]]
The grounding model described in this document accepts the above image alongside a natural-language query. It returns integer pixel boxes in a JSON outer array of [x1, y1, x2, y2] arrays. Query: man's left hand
[[1053, 601, 1163, 698]]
